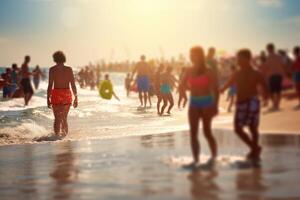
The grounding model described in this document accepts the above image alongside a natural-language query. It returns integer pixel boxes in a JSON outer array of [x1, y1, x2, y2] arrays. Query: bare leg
[[160, 95, 168, 115], [202, 114, 217, 159], [167, 93, 174, 114], [249, 125, 261, 159], [52, 105, 64, 135], [61, 105, 71, 136], [183, 93, 188, 108], [138, 92, 143, 107], [227, 96, 234, 112], [234, 125, 255, 154], [297, 85, 300, 106], [178, 95, 183, 109], [270, 94, 276, 109], [148, 94, 152, 107], [188, 107, 201, 163], [157, 95, 162, 114], [143, 92, 148, 108]]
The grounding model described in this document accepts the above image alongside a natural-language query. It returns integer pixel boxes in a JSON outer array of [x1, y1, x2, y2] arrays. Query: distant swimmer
[[159, 66, 177, 115], [99, 74, 120, 101], [221, 49, 269, 162], [292, 46, 300, 109], [177, 67, 188, 109], [154, 64, 165, 114], [125, 73, 131, 97], [47, 51, 78, 137], [20, 55, 34, 106], [226, 65, 237, 113], [32, 65, 44, 90], [1, 68, 12, 98], [206, 47, 219, 81], [183, 46, 219, 168], [131, 55, 151, 108]]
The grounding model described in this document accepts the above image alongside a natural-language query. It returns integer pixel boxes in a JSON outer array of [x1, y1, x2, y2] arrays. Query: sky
[[0, 0, 299, 67]]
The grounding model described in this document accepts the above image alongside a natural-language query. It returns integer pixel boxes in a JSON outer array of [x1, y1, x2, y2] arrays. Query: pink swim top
[[188, 74, 211, 90]]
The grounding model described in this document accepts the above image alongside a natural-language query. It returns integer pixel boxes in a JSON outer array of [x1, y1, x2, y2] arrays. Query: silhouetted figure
[[125, 73, 131, 97], [32, 65, 44, 90], [155, 64, 165, 114], [226, 65, 237, 113], [2, 68, 12, 98], [131, 55, 151, 108], [265, 43, 285, 111], [221, 49, 269, 161], [292, 46, 300, 109], [183, 46, 219, 167], [159, 66, 177, 115], [178, 67, 188, 109], [207, 47, 219, 82], [47, 51, 78, 137], [20, 55, 34, 106]]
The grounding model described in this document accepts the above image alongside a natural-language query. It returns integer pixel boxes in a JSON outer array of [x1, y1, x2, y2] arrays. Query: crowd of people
[[1, 42, 300, 167], [0, 56, 45, 105]]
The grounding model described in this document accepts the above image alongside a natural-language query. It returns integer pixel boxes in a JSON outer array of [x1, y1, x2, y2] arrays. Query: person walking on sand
[[292, 46, 300, 109], [264, 43, 285, 111], [131, 55, 151, 108], [182, 46, 219, 168], [221, 49, 269, 162], [47, 51, 78, 137], [20, 55, 34, 106], [159, 66, 177, 115]]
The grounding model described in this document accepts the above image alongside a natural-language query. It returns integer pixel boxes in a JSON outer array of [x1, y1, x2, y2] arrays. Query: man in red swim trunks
[[47, 51, 78, 137]]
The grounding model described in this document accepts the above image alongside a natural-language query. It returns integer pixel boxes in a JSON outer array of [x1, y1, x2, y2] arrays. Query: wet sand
[[216, 96, 300, 134], [1, 130, 300, 200]]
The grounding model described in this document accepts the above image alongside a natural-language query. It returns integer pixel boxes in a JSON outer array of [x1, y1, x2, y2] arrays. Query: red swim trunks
[[51, 89, 72, 105]]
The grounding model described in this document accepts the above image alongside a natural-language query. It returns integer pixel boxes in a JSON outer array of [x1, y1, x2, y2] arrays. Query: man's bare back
[[135, 61, 150, 77]]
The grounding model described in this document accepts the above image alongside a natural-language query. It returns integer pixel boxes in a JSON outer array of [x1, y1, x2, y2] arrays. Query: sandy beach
[[0, 86, 300, 199]]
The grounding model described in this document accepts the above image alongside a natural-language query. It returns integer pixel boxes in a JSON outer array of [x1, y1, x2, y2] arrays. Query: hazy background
[[0, 0, 299, 67]]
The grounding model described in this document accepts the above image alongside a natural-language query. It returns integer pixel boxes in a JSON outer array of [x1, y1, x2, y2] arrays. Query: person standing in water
[[125, 73, 131, 97], [182, 46, 219, 167], [177, 67, 188, 109], [226, 65, 237, 113], [159, 66, 177, 115], [264, 43, 285, 111], [221, 49, 268, 162], [155, 64, 165, 114], [20, 55, 34, 106], [207, 47, 219, 80], [131, 55, 151, 108], [292, 46, 300, 109], [47, 51, 78, 137], [32, 65, 44, 90]]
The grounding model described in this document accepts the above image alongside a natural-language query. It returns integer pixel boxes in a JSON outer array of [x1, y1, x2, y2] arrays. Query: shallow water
[[0, 131, 300, 200], [0, 73, 230, 146]]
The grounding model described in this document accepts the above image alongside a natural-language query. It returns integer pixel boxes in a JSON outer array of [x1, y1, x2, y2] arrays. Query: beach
[[0, 73, 300, 199], [1, 131, 300, 200]]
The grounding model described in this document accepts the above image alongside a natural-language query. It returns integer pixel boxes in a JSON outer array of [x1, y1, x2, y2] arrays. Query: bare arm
[[70, 68, 78, 108], [130, 65, 138, 81], [47, 69, 53, 108], [257, 73, 269, 101], [210, 71, 220, 106], [70, 68, 77, 96], [220, 74, 235, 94]]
